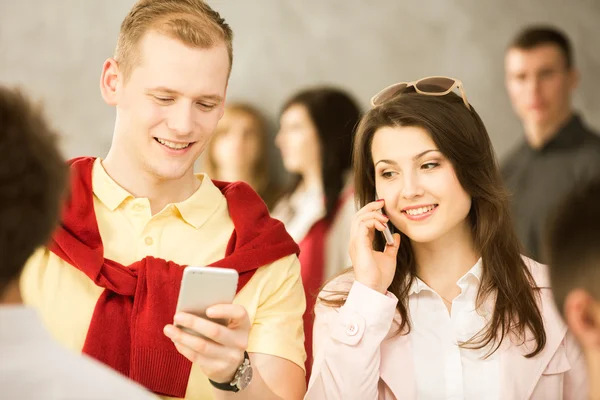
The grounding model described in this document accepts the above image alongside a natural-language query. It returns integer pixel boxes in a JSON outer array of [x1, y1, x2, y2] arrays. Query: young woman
[[204, 102, 282, 209], [306, 77, 586, 399], [271, 87, 361, 378]]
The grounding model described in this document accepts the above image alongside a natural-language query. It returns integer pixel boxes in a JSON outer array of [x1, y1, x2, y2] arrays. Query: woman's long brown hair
[[321, 89, 546, 358]]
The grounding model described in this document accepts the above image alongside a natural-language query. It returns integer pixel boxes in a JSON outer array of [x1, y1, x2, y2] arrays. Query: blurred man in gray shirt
[[502, 26, 600, 263], [0, 86, 156, 400]]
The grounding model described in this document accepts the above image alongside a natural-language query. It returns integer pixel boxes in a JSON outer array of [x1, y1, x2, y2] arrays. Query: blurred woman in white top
[[271, 87, 361, 379]]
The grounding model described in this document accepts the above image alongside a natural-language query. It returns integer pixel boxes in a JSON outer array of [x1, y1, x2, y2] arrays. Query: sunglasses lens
[[415, 77, 455, 93], [372, 83, 408, 106]]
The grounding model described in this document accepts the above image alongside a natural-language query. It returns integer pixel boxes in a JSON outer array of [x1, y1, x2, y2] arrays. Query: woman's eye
[[381, 171, 397, 179], [421, 162, 440, 170]]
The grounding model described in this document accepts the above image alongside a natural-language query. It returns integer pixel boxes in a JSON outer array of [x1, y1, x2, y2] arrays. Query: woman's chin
[[402, 228, 442, 245]]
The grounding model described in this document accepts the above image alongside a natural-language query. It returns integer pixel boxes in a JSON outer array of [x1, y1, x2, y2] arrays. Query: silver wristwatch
[[209, 351, 253, 392]]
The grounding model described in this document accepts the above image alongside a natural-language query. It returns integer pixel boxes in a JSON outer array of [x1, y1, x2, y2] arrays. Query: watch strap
[[208, 351, 250, 392]]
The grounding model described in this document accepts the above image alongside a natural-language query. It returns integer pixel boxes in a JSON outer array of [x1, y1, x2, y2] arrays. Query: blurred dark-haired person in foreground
[[0, 86, 157, 399], [547, 177, 600, 400], [502, 25, 600, 263]]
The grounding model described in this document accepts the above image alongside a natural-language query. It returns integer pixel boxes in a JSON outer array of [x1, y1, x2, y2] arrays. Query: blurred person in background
[[0, 86, 156, 399], [546, 177, 600, 400], [502, 25, 600, 263], [272, 87, 361, 379], [204, 103, 282, 210]]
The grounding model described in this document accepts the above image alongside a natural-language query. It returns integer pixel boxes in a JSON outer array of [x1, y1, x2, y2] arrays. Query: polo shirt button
[[346, 322, 359, 336], [133, 204, 144, 211], [144, 236, 154, 246]]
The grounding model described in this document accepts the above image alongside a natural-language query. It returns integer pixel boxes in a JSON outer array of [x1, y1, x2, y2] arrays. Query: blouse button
[[346, 322, 359, 336]]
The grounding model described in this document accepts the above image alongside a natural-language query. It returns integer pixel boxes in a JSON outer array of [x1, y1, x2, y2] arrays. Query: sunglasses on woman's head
[[370, 76, 471, 111]]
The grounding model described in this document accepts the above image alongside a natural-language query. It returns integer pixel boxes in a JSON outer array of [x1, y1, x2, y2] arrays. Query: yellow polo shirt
[[20, 158, 306, 400]]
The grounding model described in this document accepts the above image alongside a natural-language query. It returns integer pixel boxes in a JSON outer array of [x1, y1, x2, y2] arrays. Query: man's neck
[[412, 221, 480, 298], [524, 110, 573, 149], [103, 151, 200, 215]]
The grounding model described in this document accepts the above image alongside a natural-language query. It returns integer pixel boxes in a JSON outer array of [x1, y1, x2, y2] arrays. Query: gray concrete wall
[[1, 0, 599, 162]]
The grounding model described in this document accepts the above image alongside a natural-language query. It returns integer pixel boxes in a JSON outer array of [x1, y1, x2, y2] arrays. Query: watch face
[[237, 364, 253, 390]]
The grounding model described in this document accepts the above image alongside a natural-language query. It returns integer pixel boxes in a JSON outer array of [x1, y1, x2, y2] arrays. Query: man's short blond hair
[[114, 0, 233, 82]]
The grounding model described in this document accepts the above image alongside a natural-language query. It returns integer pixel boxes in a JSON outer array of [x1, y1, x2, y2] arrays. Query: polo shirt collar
[[92, 159, 223, 229], [172, 174, 223, 229], [92, 158, 133, 211]]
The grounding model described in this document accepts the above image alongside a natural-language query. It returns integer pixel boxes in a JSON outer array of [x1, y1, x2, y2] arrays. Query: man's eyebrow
[[146, 87, 223, 102], [147, 87, 180, 95], [194, 93, 224, 102]]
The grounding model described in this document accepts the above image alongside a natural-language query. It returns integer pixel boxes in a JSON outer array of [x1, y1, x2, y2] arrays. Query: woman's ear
[[564, 288, 600, 350], [100, 58, 120, 106]]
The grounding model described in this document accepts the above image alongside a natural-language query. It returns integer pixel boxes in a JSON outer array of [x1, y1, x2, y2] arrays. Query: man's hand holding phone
[[350, 199, 401, 295], [163, 305, 250, 384], [163, 266, 249, 385]]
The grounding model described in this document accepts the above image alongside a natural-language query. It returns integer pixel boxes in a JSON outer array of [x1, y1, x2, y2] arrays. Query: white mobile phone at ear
[[375, 193, 395, 245], [175, 266, 239, 334]]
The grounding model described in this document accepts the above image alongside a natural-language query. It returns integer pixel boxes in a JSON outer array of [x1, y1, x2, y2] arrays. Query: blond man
[[20, 1, 306, 399]]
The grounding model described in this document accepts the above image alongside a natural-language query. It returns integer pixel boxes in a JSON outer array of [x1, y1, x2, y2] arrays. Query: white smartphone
[[175, 266, 239, 335], [375, 193, 395, 246]]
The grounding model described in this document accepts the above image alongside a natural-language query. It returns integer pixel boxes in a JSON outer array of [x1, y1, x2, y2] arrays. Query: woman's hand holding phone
[[349, 199, 400, 294]]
